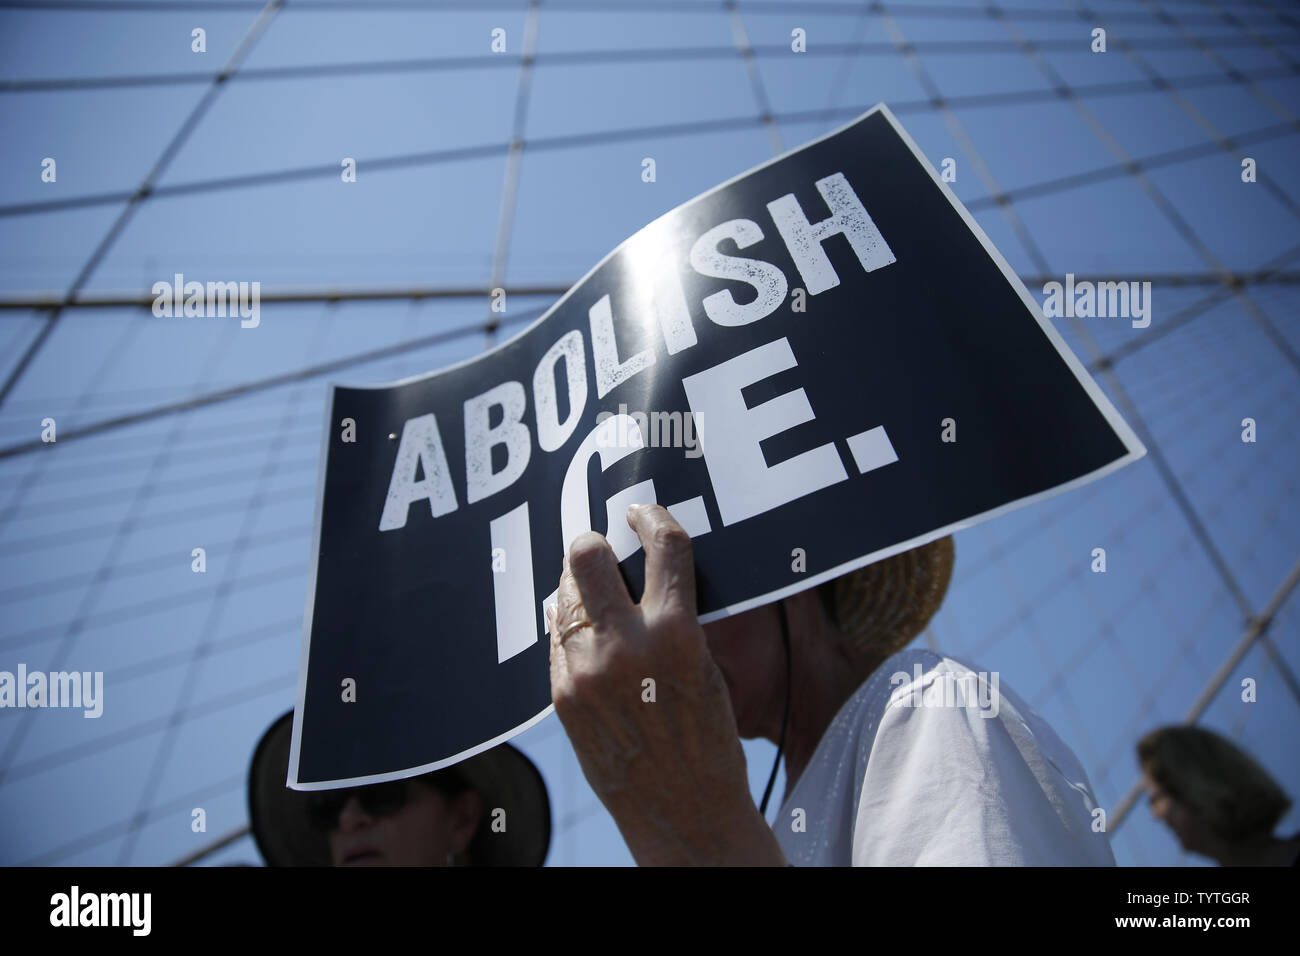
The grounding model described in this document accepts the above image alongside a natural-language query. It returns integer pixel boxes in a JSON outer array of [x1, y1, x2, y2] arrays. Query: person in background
[[1138, 724, 1299, 867], [248, 710, 550, 866]]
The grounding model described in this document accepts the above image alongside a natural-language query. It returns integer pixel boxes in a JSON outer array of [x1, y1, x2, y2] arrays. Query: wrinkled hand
[[547, 503, 786, 866]]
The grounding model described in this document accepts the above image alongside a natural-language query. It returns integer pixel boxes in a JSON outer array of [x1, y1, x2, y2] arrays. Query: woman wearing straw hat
[[248, 711, 550, 866], [547, 503, 1114, 866]]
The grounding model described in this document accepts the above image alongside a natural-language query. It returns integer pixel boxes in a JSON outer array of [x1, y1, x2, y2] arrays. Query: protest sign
[[289, 104, 1145, 788]]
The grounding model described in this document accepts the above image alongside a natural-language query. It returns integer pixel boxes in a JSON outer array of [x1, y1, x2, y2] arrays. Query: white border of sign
[[288, 103, 1147, 790]]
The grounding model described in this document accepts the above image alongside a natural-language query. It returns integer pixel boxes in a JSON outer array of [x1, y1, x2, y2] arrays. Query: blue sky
[[0, 0, 1297, 867]]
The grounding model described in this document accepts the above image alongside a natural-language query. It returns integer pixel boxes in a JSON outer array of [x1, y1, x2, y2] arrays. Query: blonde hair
[[1137, 725, 1291, 841], [817, 536, 955, 671]]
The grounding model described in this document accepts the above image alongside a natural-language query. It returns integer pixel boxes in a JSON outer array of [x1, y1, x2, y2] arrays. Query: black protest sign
[[289, 104, 1145, 788]]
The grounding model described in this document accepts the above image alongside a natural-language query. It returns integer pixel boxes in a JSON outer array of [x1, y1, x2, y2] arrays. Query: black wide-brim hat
[[248, 710, 551, 867]]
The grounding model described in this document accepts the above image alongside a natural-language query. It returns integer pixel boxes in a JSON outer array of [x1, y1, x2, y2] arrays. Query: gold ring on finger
[[558, 619, 593, 645]]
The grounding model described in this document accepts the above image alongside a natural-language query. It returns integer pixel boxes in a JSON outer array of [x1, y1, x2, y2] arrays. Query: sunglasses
[[305, 780, 413, 832]]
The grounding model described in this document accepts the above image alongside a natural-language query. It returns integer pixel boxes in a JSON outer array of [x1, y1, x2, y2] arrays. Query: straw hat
[[248, 710, 550, 867], [820, 535, 955, 662]]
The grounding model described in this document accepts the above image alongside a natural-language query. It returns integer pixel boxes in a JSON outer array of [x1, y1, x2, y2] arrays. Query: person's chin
[[734, 708, 762, 740]]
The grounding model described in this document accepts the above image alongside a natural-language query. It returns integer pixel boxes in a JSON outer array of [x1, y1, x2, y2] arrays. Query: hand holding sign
[[548, 504, 786, 866]]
